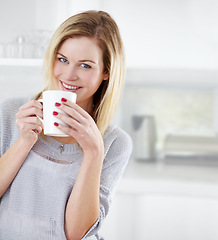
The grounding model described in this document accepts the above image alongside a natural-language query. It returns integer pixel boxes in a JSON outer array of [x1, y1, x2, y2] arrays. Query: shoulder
[[100, 125, 132, 191], [0, 96, 31, 107], [103, 124, 133, 160], [0, 96, 32, 115], [0, 96, 32, 129], [104, 125, 132, 147]]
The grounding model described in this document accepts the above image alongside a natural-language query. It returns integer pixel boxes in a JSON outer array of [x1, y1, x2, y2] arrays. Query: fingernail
[[53, 111, 58, 116], [54, 122, 59, 126], [61, 98, 67, 102], [55, 102, 61, 107]]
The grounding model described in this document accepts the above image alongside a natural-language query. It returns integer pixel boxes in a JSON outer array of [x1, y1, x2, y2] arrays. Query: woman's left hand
[[54, 98, 104, 159]]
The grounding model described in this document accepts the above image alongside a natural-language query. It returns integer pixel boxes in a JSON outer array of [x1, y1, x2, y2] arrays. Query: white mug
[[39, 90, 77, 137]]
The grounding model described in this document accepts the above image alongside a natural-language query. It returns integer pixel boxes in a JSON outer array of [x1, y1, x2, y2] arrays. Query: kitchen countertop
[[117, 159, 218, 198]]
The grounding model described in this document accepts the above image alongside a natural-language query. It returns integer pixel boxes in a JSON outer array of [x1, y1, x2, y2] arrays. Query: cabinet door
[[100, 193, 218, 240], [99, 193, 135, 240], [134, 194, 218, 240]]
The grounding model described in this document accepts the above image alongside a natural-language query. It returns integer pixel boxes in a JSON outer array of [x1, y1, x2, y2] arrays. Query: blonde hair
[[37, 10, 125, 136]]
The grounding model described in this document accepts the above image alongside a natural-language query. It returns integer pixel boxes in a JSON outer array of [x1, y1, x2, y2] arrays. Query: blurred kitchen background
[[1, 0, 218, 239]]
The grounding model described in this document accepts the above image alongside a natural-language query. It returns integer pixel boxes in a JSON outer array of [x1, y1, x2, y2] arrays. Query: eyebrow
[[79, 59, 96, 64], [57, 52, 67, 58], [57, 52, 96, 64]]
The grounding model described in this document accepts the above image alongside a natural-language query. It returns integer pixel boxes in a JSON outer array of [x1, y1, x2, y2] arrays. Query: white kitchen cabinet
[[1, 1, 217, 89], [99, 193, 135, 239], [99, 161, 218, 240], [100, 193, 218, 240], [2, 0, 217, 70], [134, 194, 218, 240], [103, 0, 218, 70]]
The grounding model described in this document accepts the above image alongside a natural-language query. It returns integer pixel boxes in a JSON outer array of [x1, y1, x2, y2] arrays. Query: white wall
[[102, 0, 218, 69]]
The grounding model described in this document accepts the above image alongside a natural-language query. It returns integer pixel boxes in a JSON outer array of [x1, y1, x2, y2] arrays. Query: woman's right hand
[[16, 100, 43, 144]]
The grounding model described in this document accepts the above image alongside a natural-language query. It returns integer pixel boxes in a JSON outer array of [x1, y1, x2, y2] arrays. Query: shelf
[[0, 58, 43, 67]]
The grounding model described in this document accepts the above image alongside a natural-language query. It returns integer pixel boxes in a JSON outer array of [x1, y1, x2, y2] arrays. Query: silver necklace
[[60, 144, 64, 153]]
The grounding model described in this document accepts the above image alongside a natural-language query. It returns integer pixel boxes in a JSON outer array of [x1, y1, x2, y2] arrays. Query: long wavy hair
[[36, 10, 125, 136]]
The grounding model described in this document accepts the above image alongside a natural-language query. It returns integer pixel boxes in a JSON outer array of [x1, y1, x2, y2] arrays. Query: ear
[[103, 71, 109, 81]]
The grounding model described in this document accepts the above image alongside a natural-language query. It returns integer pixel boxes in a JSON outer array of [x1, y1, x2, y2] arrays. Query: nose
[[64, 65, 78, 81]]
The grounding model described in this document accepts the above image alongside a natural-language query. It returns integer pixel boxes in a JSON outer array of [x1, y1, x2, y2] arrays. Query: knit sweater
[[0, 97, 132, 240]]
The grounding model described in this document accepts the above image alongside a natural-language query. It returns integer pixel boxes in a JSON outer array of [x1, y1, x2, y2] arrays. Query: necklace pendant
[[60, 144, 64, 153]]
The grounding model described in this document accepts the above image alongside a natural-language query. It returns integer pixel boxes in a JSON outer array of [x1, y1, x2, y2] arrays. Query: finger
[[60, 98, 90, 119], [17, 121, 43, 134], [53, 121, 79, 138], [19, 100, 43, 111], [56, 104, 85, 124], [23, 116, 43, 127], [54, 112, 82, 130], [16, 116, 43, 128], [16, 106, 43, 119]]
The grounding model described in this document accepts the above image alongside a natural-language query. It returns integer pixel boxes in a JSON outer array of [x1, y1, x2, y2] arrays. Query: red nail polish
[[61, 98, 67, 102], [53, 111, 58, 116], [55, 102, 61, 107], [54, 122, 59, 126]]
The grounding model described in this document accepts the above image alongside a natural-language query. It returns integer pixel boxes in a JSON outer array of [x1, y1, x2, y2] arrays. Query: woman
[[0, 10, 132, 240]]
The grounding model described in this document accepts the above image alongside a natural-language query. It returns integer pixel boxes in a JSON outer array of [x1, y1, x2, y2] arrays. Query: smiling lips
[[61, 81, 80, 90]]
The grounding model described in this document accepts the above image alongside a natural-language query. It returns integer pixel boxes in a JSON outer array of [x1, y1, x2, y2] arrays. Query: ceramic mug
[[38, 90, 77, 137]]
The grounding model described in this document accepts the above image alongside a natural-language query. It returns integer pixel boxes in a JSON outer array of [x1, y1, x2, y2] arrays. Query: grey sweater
[[0, 97, 132, 240]]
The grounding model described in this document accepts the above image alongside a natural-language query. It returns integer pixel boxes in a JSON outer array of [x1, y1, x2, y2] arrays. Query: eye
[[58, 57, 68, 63], [81, 63, 91, 69]]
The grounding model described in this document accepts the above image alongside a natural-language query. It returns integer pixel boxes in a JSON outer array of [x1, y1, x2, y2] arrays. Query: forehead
[[58, 37, 103, 60]]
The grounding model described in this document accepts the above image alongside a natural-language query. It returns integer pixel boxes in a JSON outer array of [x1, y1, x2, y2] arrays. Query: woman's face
[[53, 36, 108, 112]]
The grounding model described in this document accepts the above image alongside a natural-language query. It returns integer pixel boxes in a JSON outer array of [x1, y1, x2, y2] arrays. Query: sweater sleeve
[[0, 98, 14, 157], [0, 100, 3, 157], [81, 126, 133, 239], [0, 97, 29, 157]]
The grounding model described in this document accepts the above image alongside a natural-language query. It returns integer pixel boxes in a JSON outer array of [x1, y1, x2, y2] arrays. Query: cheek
[[79, 71, 92, 84], [81, 70, 103, 85], [52, 63, 62, 88]]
